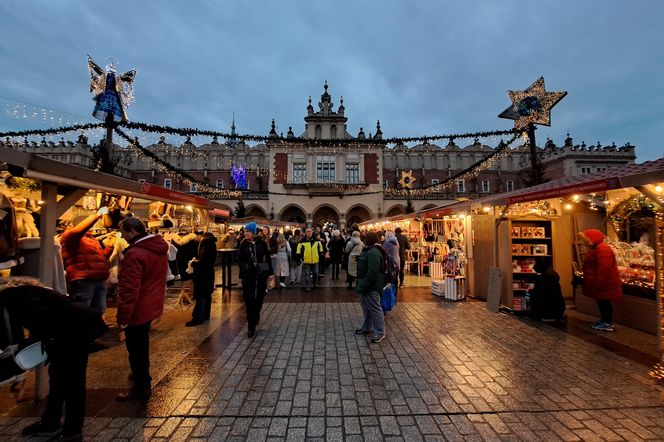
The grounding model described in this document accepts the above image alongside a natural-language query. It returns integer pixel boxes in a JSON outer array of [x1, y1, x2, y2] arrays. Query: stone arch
[[312, 204, 340, 228], [385, 205, 406, 217], [345, 204, 373, 227], [279, 204, 307, 224], [245, 204, 267, 219]]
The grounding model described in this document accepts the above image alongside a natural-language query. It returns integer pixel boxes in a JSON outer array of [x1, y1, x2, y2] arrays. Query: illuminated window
[[164, 179, 172, 189]]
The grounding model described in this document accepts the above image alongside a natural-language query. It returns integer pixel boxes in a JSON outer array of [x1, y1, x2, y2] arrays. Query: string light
[[648, 218, 664, 381]]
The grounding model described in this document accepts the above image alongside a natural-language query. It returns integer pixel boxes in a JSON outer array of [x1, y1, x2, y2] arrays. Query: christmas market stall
[[467, 158, 664, 336]]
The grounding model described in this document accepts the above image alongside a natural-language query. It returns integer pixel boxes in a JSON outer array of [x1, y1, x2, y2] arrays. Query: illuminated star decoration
[[498, 77, 567, 130], [231, 164, 247, 189], [88, 55, 137, 122], [398, 170, 416, 189]]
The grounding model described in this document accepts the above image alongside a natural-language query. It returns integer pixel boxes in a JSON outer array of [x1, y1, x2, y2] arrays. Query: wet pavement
[[2, 276, 664, 441]]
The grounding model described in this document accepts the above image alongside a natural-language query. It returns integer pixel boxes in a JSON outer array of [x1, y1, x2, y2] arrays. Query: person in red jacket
[[115, 217, 168, 401], [60, 207, 114, 316], [578, 229, 622, 332]]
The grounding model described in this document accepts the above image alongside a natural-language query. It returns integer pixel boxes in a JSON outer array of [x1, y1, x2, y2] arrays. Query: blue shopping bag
[[381, 283, 396, 312]]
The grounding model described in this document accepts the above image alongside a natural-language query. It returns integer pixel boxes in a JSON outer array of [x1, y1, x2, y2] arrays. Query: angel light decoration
[[231, 164, 248, 189], [87, 55, 137, 123]]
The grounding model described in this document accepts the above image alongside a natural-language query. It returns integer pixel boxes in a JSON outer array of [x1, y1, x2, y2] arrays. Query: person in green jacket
[[354, 231, 385, 343]]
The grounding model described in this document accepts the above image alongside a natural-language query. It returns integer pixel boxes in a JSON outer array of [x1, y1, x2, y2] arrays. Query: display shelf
[[501, 219, 554, 312]]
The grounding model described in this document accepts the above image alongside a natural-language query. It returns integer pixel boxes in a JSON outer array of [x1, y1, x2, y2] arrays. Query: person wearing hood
[[383, 231, 400, 288], [578, 228, 622, 332], [186, 232, 218, 327], [344, 231, 364, 289], [2, 277, 107, 442], [529, 257, 566, 322], [115, 217, 169, 401]]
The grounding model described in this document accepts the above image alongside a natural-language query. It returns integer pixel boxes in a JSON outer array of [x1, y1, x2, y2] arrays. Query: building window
[[431, 178, 439, 185], [346, 163, 359, 183], [164, 179, 172, 189], [596, 167, 607, 172], [316, 156, 336, 182], [138, 179, 146, 184], [581, 167, 591, 174], [481, 180, 490, 193], [189, 184, 197, 192], [384, 179, 389, 190], [456, 180, 465, 193], [216, 179, 224, 189], [292, 163, 307, 183], [506, 180, 514, 192]]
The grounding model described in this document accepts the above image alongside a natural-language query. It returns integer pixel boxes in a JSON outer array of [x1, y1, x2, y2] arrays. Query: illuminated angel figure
[[398, 170, 416, 189], [87, 55, 137, 122], [231, 164, 247, 189]]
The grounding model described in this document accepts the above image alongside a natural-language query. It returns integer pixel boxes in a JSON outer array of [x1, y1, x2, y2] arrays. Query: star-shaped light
[[498, 77, 567, 130], [398, 170, 416, 189]]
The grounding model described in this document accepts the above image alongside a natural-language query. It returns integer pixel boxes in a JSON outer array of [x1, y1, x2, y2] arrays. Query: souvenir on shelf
[[532, 244, 548, 255], [511, 226, 521, 238], [532, 227, 546, 238]]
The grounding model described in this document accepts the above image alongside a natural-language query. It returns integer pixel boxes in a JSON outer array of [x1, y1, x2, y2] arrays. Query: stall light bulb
[[482, 207, 491, 213], [186, 205, 193, 211], [656, 185, 663, 193], [459, 213, 466, 219], [564, 203, 573, 210], [572, 194, 580, 202]]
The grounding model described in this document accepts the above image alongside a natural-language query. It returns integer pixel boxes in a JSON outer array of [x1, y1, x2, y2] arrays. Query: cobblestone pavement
[[2, 288, 664, 441]]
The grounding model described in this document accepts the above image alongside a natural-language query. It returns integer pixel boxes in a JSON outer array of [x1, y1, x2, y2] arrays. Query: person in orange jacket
[[578, 229, 622, 332], [60, 207, 114, 316]]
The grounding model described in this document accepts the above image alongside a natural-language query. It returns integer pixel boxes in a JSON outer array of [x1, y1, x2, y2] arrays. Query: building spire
[[231, 112, 236, 136]]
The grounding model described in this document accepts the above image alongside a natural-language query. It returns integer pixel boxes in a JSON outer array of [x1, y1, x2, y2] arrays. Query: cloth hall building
[[6, 83, 637, 229]]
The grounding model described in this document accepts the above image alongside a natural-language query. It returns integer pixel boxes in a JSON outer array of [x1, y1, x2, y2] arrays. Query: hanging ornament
[[498, 77, 567, 130], [398, 170, 416, 189], [231, 164, 247, 189], [87, 55, 137, 123]]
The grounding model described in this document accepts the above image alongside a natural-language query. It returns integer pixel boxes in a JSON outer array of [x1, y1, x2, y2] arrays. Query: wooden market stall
[[466, 157, 664, 332]]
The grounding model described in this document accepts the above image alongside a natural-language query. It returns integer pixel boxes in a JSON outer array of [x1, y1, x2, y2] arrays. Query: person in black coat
[[186, 232, 218, 327], [529, 257, 566, 322], [237, 222, 273, 338], [0, 277, 108, 441]]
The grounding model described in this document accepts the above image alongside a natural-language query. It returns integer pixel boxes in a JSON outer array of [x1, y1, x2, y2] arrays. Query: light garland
[[114, 127, 242, 199], [648, 217, 664, 380]]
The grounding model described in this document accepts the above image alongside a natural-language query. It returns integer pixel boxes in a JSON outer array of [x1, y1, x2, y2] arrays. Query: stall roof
[[418, 200, 473, 218], [0, 147, 228, 209], [472, 157, 664, 208], [357, 212, 419, 228]]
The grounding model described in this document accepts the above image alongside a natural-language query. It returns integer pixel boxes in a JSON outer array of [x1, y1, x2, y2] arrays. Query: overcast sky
[[1, 0, 662, 161]]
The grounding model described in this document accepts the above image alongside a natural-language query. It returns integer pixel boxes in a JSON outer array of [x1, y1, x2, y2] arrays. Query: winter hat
[[245, 222, 257, 234], [579, 228, 604, 246]]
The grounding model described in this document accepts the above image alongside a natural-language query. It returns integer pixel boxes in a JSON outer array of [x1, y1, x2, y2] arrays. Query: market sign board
[[140, 182, 209, 207], [506, 178, 622, 205]]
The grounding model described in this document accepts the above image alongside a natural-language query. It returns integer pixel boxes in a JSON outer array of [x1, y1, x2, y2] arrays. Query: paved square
[[2, 292, 664, 440]]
